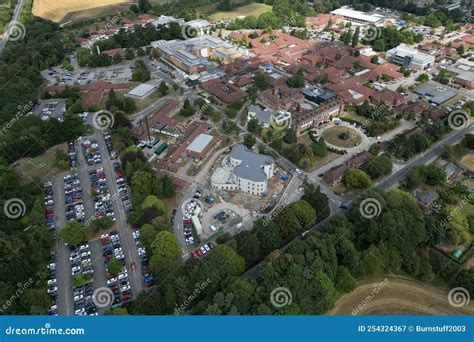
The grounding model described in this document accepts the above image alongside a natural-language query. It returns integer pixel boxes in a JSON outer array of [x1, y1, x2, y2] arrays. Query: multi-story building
[[386, 44, 435, 70], [211, 145, 275, 196]]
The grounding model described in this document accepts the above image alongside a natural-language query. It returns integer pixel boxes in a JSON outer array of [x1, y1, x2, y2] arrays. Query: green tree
[[288, 200, 316, 228], [108, 258, 123, 275], [335, 266, 356, 293], [243, 133, 256, 149], [364, 155, 393, 179], [351, 26, 360, 48], [59, 221, 84, 246], [312, 138, 328, 157], [344, 168, 372, 189], [158, 81, 169, 95]]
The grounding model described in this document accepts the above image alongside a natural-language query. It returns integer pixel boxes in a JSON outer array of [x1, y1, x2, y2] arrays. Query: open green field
[[209, 3, 272, 21], [322, 126, 362, 148]]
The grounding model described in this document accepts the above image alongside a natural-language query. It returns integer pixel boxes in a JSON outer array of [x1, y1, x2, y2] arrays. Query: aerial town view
[[0, 0, 473, 339]]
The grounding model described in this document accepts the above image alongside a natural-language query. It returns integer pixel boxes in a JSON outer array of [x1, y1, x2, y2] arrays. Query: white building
[[185, 19, 212, 35], [127, 83, 157, 99], [331, 7, 384, 25], [386, 44, 435, 70], [211, 145, 275, 196]]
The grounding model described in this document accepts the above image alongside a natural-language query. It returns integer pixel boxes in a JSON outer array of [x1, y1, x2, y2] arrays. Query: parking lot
[[41, 64, 133, 86], [32, 99, 66, 121]]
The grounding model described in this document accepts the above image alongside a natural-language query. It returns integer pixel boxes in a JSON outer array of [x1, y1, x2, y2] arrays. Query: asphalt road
[[94, 129, 144, 296], [0, 0, 25, 55], [245, 122, 473, 278], [53, 175, 74, 316]]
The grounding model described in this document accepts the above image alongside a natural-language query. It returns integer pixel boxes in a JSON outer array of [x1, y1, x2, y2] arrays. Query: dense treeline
[[0, 21, 84, 162], [130, 182, 445, 315], [0, 159, 53, 314]]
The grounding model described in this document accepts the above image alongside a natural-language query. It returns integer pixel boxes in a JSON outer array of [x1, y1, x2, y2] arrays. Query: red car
[[183, 219, 192, 225], [191, 250, 199, 259]]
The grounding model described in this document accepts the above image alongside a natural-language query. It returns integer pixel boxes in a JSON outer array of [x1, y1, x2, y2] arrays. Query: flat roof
[[187, 133, 214, 154], [414, 84, 458, 105], [128, 83, 156, 97], [331, 7, 384, 23]]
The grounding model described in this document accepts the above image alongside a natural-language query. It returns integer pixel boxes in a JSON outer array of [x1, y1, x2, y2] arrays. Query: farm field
[[459, 152, 474, 172], [209, 3, 272, 21], [32, 0, 135, 22], [329, 276, 474, 316]]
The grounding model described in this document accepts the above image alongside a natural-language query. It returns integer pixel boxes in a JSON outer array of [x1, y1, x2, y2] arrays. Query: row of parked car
[[70, 242, 98, 316], [132, 229, 156, 288], [47, 252, 58, 315], [100, 232, 132, 307], [191, 242, 214, 259], [89, 168, 115, 221], [68, 140, 78, 168], [112, 161, 131, 210], [104, 131, 116, 159], [81, 138, 102, 166], [44, 181, 55, 230], [64, 174, 85, 224], [73, 282, 98, 316], [183, 218, 195, 246]]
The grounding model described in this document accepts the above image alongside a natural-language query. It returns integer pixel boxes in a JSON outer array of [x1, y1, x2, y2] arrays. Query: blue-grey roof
[[248, 105, 272, 125], [231, 145, 274, 182], [414, 84, 458, 105]]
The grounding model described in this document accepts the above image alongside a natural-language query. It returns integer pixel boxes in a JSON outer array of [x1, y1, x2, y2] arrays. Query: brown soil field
[[32, 0, 133, 22], [329, 276, 474, 316]]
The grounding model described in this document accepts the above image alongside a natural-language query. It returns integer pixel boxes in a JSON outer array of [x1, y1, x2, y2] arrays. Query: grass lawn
[[14, 143, 68, 185], [461, 177, 474, 191], [296, 132, 341, 172], [321, 126, 362, 148], [210, 3, 272, 21], [342, 111, 367, 125], [459, 152, 474, 172]]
